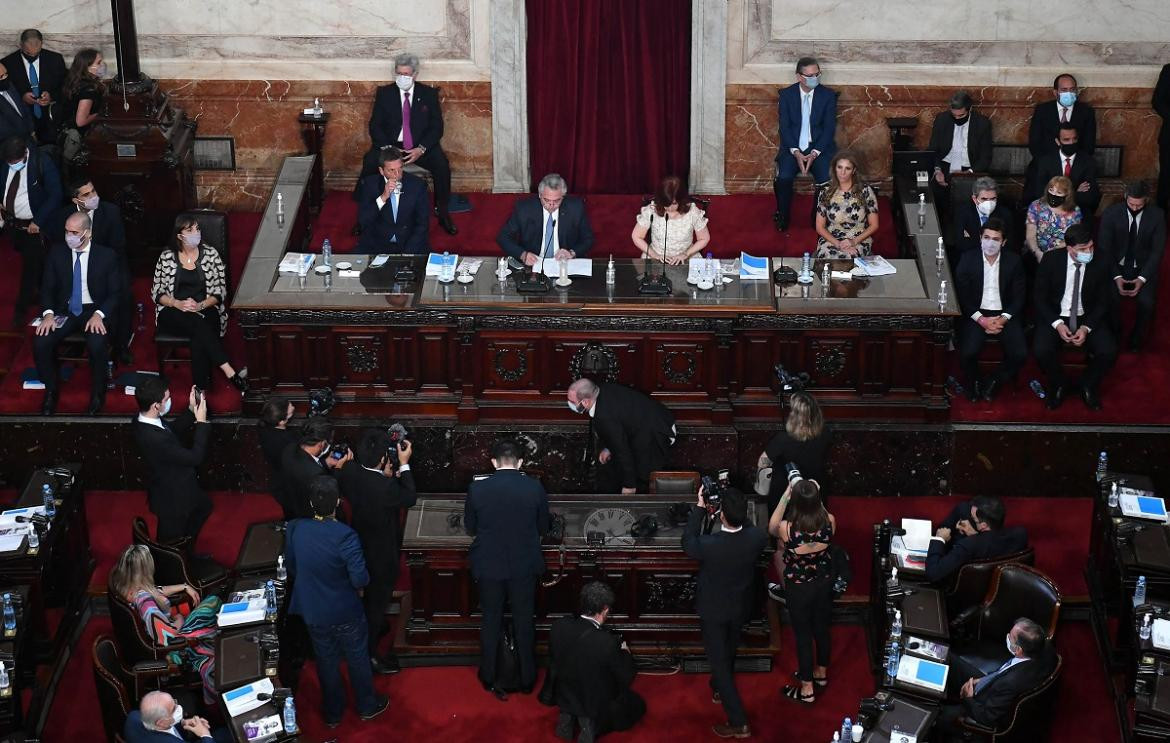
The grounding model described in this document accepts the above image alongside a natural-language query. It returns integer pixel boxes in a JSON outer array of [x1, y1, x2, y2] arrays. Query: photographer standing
[[281, 417, 351, 519], [337, 428, 417, 675], [682, 486, 767, 739], [258, 395, 297, 520], [758, 391, 831, 516]]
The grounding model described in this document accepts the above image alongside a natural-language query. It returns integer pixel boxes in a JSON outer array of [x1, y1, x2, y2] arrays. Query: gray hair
[[65, 210, 92, 232], [394, 53, 419, 75], [538, 173, 568, 196], [140, 691, 174, 729], [568, 378, 598, 400], [972, 176, 998, 197], [949, 90, 973, 110]]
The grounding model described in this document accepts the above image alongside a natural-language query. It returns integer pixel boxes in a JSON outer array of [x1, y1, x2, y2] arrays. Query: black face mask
[[1129, 206, 1145, 218], [952, 115, 970, 126], [1059, 143, 1078, 157], [0, 78, 8, 92], [21, 53, 38, 65], [1047, 193, 1065, 208]]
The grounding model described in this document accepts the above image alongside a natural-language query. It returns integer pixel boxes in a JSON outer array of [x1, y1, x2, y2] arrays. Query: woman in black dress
[[61, 48, 105, 135], [258, 396, 298, 520], [758, 391, 831, 515]]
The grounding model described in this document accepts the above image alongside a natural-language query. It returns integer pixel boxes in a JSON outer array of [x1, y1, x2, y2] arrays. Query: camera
[[700, 473, 727, 511], [774, 363, 811, 393], [387, 422, 410, 450], [328, 441, 350, 461], [309, 388, 336, 417], [783, 462, 803, 484]]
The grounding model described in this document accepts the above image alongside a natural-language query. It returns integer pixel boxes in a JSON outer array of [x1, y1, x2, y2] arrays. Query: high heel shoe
[[229, 367, 248, 393]]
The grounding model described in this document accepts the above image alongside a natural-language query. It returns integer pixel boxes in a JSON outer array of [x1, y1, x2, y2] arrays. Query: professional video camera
[[774, 363, 811, 393], [699, 469, 732, 513], [308, 388, 336, 417]]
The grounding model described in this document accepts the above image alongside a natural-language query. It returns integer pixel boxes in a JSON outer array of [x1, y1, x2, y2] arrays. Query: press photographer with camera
[[258, 395, 298, 520], [757, 390, 831, 516], [337, 427, 417, 675], [281, 417, 351, 519], [682, 483, 767, 738]]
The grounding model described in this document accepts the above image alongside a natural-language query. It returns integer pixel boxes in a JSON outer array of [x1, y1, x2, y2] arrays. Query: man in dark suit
[[0, 62, 35, 144], [1155, 63, 1170, 211], [682, 487, 767, 739], [355, 146, 429, 254], [123, 690, 227, 743], [1033, 223, 1118, 410], [337, 428, 417, 675], [3, 135, 63, 327], [286, 477, 389, 726], [359, 53, 457, 236], [1097, 180, 1166, 351], [773, 56, 837, 232], [929, 91, 993, 185], [0, 30, 67, 144], [132, 376, 212, 546], [954, 219, 1026, 402], [934, 619, 1056, 741], [281, 417, 351, 520], [33, 210, 122, 414], [464, 439, 550, 700], [1028, 73, 1097, 164], [497, 173, 594, 265], [549, 581, 646, 742], [567, 378, 677, 494], [925, 496, 1028, 584], [951, 177, 1011, 259], [1024, 124, 1101, 219]]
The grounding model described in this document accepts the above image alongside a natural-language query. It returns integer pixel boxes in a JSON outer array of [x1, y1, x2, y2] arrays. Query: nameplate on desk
[[1121, 494, 1169, 523], [222, 677, 274, 718], [896, 654, 948, 693]]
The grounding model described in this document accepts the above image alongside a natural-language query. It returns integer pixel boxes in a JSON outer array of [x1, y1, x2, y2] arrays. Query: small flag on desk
[[739, 252, 769, 280]]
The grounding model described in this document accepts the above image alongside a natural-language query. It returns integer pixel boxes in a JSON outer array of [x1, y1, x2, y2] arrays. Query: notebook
[[1121, 494, 1169, 523]]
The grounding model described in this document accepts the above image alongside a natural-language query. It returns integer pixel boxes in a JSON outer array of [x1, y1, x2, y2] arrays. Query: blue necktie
[[69, 251, 83, 316], [798, 92, 812, 151], [389, 191, 399, 243], [543, 216, 555, 258], [27, 61, 41, 120], [974, 658, 1015, 694]]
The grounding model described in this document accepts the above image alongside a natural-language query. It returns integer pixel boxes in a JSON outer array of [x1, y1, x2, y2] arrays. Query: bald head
[[65, 211, 92, 249], [140, 691, 177, 729]]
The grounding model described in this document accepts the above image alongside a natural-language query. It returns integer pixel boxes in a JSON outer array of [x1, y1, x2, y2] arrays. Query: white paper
[[739, 253, 770, 280], [425, 253, 459, 276], [900, 518, 933, 552], [278, 253, 314, 275], [459, 258, 485, 275], [896, 654, 948, 692], [370, 254, 390, 268], [853, 255, 897, 276], [1121, 494, 1169, 522], [222, 677, 274, 718], [1153, 618, 1170, 650], [0, 506, 47, 526], [0, 526, 26, 553], [540, 259, 593, 277]]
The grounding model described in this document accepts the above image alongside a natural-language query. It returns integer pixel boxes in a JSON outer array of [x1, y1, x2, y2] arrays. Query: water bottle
[[265, 580, 277, 620], [606, 255, 616, 285], [890, 609, 903, 640], [322, 239, 333, 267], [841, 717, 852, 742], [1096, 451, 1108, 482], [276, 555, 287, 582], [705, 252, 716, 284], [41, 483, 56, 519], [917, 193, 926, 215], [1109, 481, 1120, 509], [801, 251, 811, 278], [26, 524, 38, 552], [832, 733, 840, 743], [1028, 379, 1047, 399], [136, 302, 146, 332], [886, 641, 900, 683], [282, 696, 298, 733], [2, 594, 15, 633], [1141, 613, 1153, 641], [0, 661, 9, 695], [1135, 575, 1148, 608], [441, 251, 454, 282], [275, 191, 284, 216]]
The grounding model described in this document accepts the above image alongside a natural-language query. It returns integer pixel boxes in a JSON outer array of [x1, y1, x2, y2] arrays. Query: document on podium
[[540, 258, 593, 277], [222, 677, 274, 718]]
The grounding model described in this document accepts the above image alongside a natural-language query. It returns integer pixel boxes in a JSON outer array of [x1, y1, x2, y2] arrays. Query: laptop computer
[[892, 150, 936, 177]]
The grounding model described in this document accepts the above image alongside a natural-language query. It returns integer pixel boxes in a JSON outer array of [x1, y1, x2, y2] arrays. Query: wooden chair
[[131, 516, 229, 597], [955, 654, 1063, 742], [648, 471, 700, 496]]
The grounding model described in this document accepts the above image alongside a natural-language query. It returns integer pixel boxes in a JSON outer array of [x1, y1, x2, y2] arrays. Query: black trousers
[[111, 249, 132, 355], [1113, 270, 1158, 349], [363, 551, 398, 656], [358, 144, 453, 217], [477, 575, 537, 688], [32, 306, 109, 396], [11, 227, 45, 314], [157, 307, 228, 389], [155, 497, 213, 545], [958, 314, 1027, 387], [1158, 128, 1170, 212], [786, 576, 834, 683], [701, 617, 748, 727], [1033, 319, 1118, 393]]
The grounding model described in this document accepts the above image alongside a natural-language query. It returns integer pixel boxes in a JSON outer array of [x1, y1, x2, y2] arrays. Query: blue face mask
[[8, 160, 26, 172], [1074, 250, 1093, 264], [1058, 91, 1077, 107], [803, 74, 820, 89]]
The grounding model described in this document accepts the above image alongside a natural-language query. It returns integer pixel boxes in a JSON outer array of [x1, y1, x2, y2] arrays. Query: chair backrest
[[948, 546, 1035, 611], [178, 208, 231, 293], [92, 634, 133, 743], [992, 653, 1063, 742], [106, 588, 162, 666], [132, 516, 192, 589], [648, 471, 700, 496], [979, 564, 1062, 640]]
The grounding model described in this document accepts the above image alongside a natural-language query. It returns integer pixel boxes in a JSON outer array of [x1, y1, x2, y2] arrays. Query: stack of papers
[[540, 258, 593, 277], [217, 589, 267, 628], [222, 677, 274, 718], [1121, 494, 1169, 523], [897, 654, 949, 692], [891, 518, 932, 570], [278, 253, 315, 274], [425, 253, 459, 276], [0, 526, 26, 553], [739, 253, 769, 280], [1152, 618, 1170, 650], [853, 255, 897, 276]]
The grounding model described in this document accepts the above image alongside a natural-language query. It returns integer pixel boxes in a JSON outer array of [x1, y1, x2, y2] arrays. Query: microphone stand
[[516, 218, 553, 294], [637, 208, 672, 295]]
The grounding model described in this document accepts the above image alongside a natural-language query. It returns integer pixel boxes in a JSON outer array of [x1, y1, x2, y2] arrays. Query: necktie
[[543, 215, 556, 258], [70, 251, 83, 316], [1125, 214, 1138, 270], [401, 92, 414, 150], [1067, 263, 1083, 333], [1061, 107, 1069, 123], [979, 214, 987, 226], [27, 61, 41, 119], [4, 169, 20, 217], [390, 190, 399, 223], [974, 658, 1016, 694], [798, 92, 812, 151], [1063, 158, 1072, 177]]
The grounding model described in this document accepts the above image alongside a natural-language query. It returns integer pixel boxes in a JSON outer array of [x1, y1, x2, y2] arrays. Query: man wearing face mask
[[1027, 74, 1097, 182], [1097, 180, 1166, 352], [952, 177, 1011, 259], [281, 416, 352, 520], [954, 219, 1026, 402], [928, 91, 993, 188], [33, 210, 122, 415], [1025, 124, 1100, 223], [1033, 223, 1118, 410], [123, 690, 227, 743], [773, 56, 837, 232], [358, 53, 457, 236], [0, 30, 66, 145], [2, 134, 62, 327]]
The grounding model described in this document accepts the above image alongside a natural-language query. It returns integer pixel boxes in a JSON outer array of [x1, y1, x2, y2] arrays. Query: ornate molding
[[570, 342, 620, 383], [236, 309, 455, 327], [345, 344, 379, 374], [492, 346, 528, 382], [813, 347, 847, 377], [474, 314, 725, 332], [644, 576, 698, 613], [661, 350, 698, 384], [738, 314, 952, 332]]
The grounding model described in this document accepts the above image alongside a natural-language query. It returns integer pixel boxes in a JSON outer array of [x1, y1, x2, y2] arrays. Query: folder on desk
[[222, 677, 274, 718], [739, 253, 769, 280], [896, 654, 948, 693], [1121, 494, 1169, 523]]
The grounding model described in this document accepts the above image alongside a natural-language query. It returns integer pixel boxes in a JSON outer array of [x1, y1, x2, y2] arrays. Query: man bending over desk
[[925, 496, 1027, 584]]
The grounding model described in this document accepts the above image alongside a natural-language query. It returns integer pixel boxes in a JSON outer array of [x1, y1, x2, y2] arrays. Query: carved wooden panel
[[416, 328, 454, 393], [481, 337, 538, 391], [334, 332, 387, 385], [654, 342, 705, 392], [549, 337, 641, 391], [806, 336, 857, 390]]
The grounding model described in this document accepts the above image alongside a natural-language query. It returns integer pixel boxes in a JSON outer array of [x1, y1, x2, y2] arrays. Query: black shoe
[[773, 212, 788, 232], [438, 214, 458, 236], [351, 222, 363, 236], [87, 392, 106, 416], [767, 582, 787, 604], [41, 389, 58, 416], [229, 367, 249, 393], [1082, 387, 1102, 411], [370, 655, 400, 675], [1046, 386, 1065, 410], [481, 680, 509, 701], [981, 378, 1000, 402], [359, 695, 390, 721]]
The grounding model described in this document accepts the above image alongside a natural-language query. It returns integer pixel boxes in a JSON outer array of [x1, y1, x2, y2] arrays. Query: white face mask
[[975, 199, 996, 217], [1005, 634, 1015, 655], [182, 230, 201, 248], [160, 397, 172, 416], [80, 194, 100, 211], [981, 238, 1002, 256], [65, 233, 85, 249], [171, 703, 183, 725], [566, 400, 582, 414], [396, 74, 414, 91]]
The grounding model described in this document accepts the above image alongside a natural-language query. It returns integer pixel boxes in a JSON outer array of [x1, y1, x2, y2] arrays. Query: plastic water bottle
[[886, 641, 900, 683], [1135, 576, 1148, 608], [1141, 613, 1153, 641], [705, 252, 716, 284], [441, 251, 454, 282], [801, 251, 811, 278], [2, 594, 15, 633], [276, 555, 287, 582], [322, 239, 333, 267], [282, 696, 298, 733], [1109, 481, 1120, 509], [1028, 379, 1047, 399], [841, 717, 852, 742], [890, 609, 903, 640], [25, 524, 38, 552], [1096, 451, 1108, 482], [832, 733, 840, 743], [606, 255, 616, 285], [136, 302, 145, 332], [41, 483, 55, 519], [265, 580, 277, 620]]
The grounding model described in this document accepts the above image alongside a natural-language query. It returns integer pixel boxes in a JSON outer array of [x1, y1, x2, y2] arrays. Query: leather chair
[[648, 471, 700, 496], [106, 587, 206, 692], [951, 564, 1061, 680], [955, 653, 1063, 743], [946, 546, 1035, 617], [131, 516, 229, 597], [93, 633, 171, 743], [154, 208, 230, 373]]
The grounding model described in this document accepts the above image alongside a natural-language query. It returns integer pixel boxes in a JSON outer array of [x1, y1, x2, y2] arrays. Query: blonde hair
[[785, 392, 824, 442], [1043, 176, 1076, 212], [109, 544, 156, 600]]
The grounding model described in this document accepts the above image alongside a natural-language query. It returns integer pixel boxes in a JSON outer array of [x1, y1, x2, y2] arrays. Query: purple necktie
[[402, 92, 414, 150]]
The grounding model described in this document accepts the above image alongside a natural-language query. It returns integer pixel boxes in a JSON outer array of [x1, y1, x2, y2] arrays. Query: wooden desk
[[235, 522, 285, 577], [863, 693, 939, 742], [900, 587, 949, 641]]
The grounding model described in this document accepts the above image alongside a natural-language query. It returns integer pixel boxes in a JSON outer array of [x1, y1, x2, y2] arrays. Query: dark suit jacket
[[356, 172, 429, 254], [132, 410, 211, 521], [592, 383, 676, 490], [464, 469, 549, 581], [280, 445, 327, 520], [1028, 99, 1097, 159], [776, 82, 837, 158], [925, 525, 1029, 584], [681, 507, 768, 623], [123, 710, 217, 743], [955, 250, 1025, 320], [960, 646, 1057, 728], [0, 49, 67, 109], [336, 461, 417, 580], [48, 201, 127, 254], [258, 427, 297, 512], [0, 88, 34, 142], [550, 615, 636, 722], [286, 516, 368, 626], [928, 110, 992, 173], [1156, 64, 1170, 134], [1034, 249, 1114, 333], [1097, 202, 1166, 286], [4, 145, 62, 227], [1025, 152, 1100, 215], [368, 82, 443, 151], [496, 195, 594, 260], [40, 242, 123, 318], [952, 201, 1013, 256]]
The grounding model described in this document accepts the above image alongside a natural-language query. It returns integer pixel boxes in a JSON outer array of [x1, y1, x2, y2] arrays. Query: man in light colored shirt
[[1096, 180, 1166, 351], [122, 690, 221, 743]]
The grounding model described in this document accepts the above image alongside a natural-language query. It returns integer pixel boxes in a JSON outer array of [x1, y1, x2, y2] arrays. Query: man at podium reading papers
[[497, 173, 594, 266]]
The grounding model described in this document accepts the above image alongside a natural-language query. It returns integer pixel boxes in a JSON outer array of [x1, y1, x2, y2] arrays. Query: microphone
[[13, 514, 48, 527], [637, 204, 673, 295]]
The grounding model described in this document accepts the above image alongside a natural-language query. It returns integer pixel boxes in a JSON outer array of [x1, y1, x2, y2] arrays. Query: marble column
[[689, 0, 728, 195], [489, 0, 530, 192]]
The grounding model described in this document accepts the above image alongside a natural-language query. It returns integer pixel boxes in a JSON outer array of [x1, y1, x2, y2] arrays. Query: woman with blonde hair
[[758, 391, 831, 514], [109, 545, 221, 703], [814, 152, 879, 259], [1025, 175, 1082, 259]]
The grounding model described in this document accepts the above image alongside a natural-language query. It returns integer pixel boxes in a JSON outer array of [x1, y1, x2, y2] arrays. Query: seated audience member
[[1025, 124, 1100, 221], [358, 53, 457, 235], [497, 173, 594, 266], [814, 152, 879, 259], [550, 581, 646, 741], [954, 219, 1026, 402], [952, 176, 1011, 258], [123, 690, 228, 743], [281, 417, 351, 519], [1097, 180, 1166, 351], [152, 215, 247, 392], [286, 477, 389, 726], [109, 545, 221, 704], [1025, 176, 1082, 263], [773, 56, 837, 232], [258, 395, 298, 520], [1028, 74, 1097, 165], [758, 390, 830, 516], [925, 496, 1028, 584], [631, 175, 710, 265], [33, 210, 123, 415], [0, 61, 36, 144], [60, 47, 105, 138], [934, 618, 1056, 741], [0, 29, 67, 145], [929, 91, 992, 187], [3, 134, 62, 328], [1034, 223, 1118, 411], [356, 145, 430, 254]]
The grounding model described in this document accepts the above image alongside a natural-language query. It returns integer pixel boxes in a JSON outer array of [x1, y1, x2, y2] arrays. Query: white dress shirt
[[1058, 103, 1075, 123], [1055, 255, 1089, 331], [43, 244, 102, 317], [3, 155, 34, 220], [945, 120, 970, 171], [136, 414, 164, 429], [1114, 210, 1147, 282], [541, 207, 561, 256], [972, 254, 1006, 321]]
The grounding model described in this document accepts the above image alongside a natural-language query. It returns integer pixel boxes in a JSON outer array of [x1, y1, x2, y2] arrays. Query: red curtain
[[526, 0, 692, 194]]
